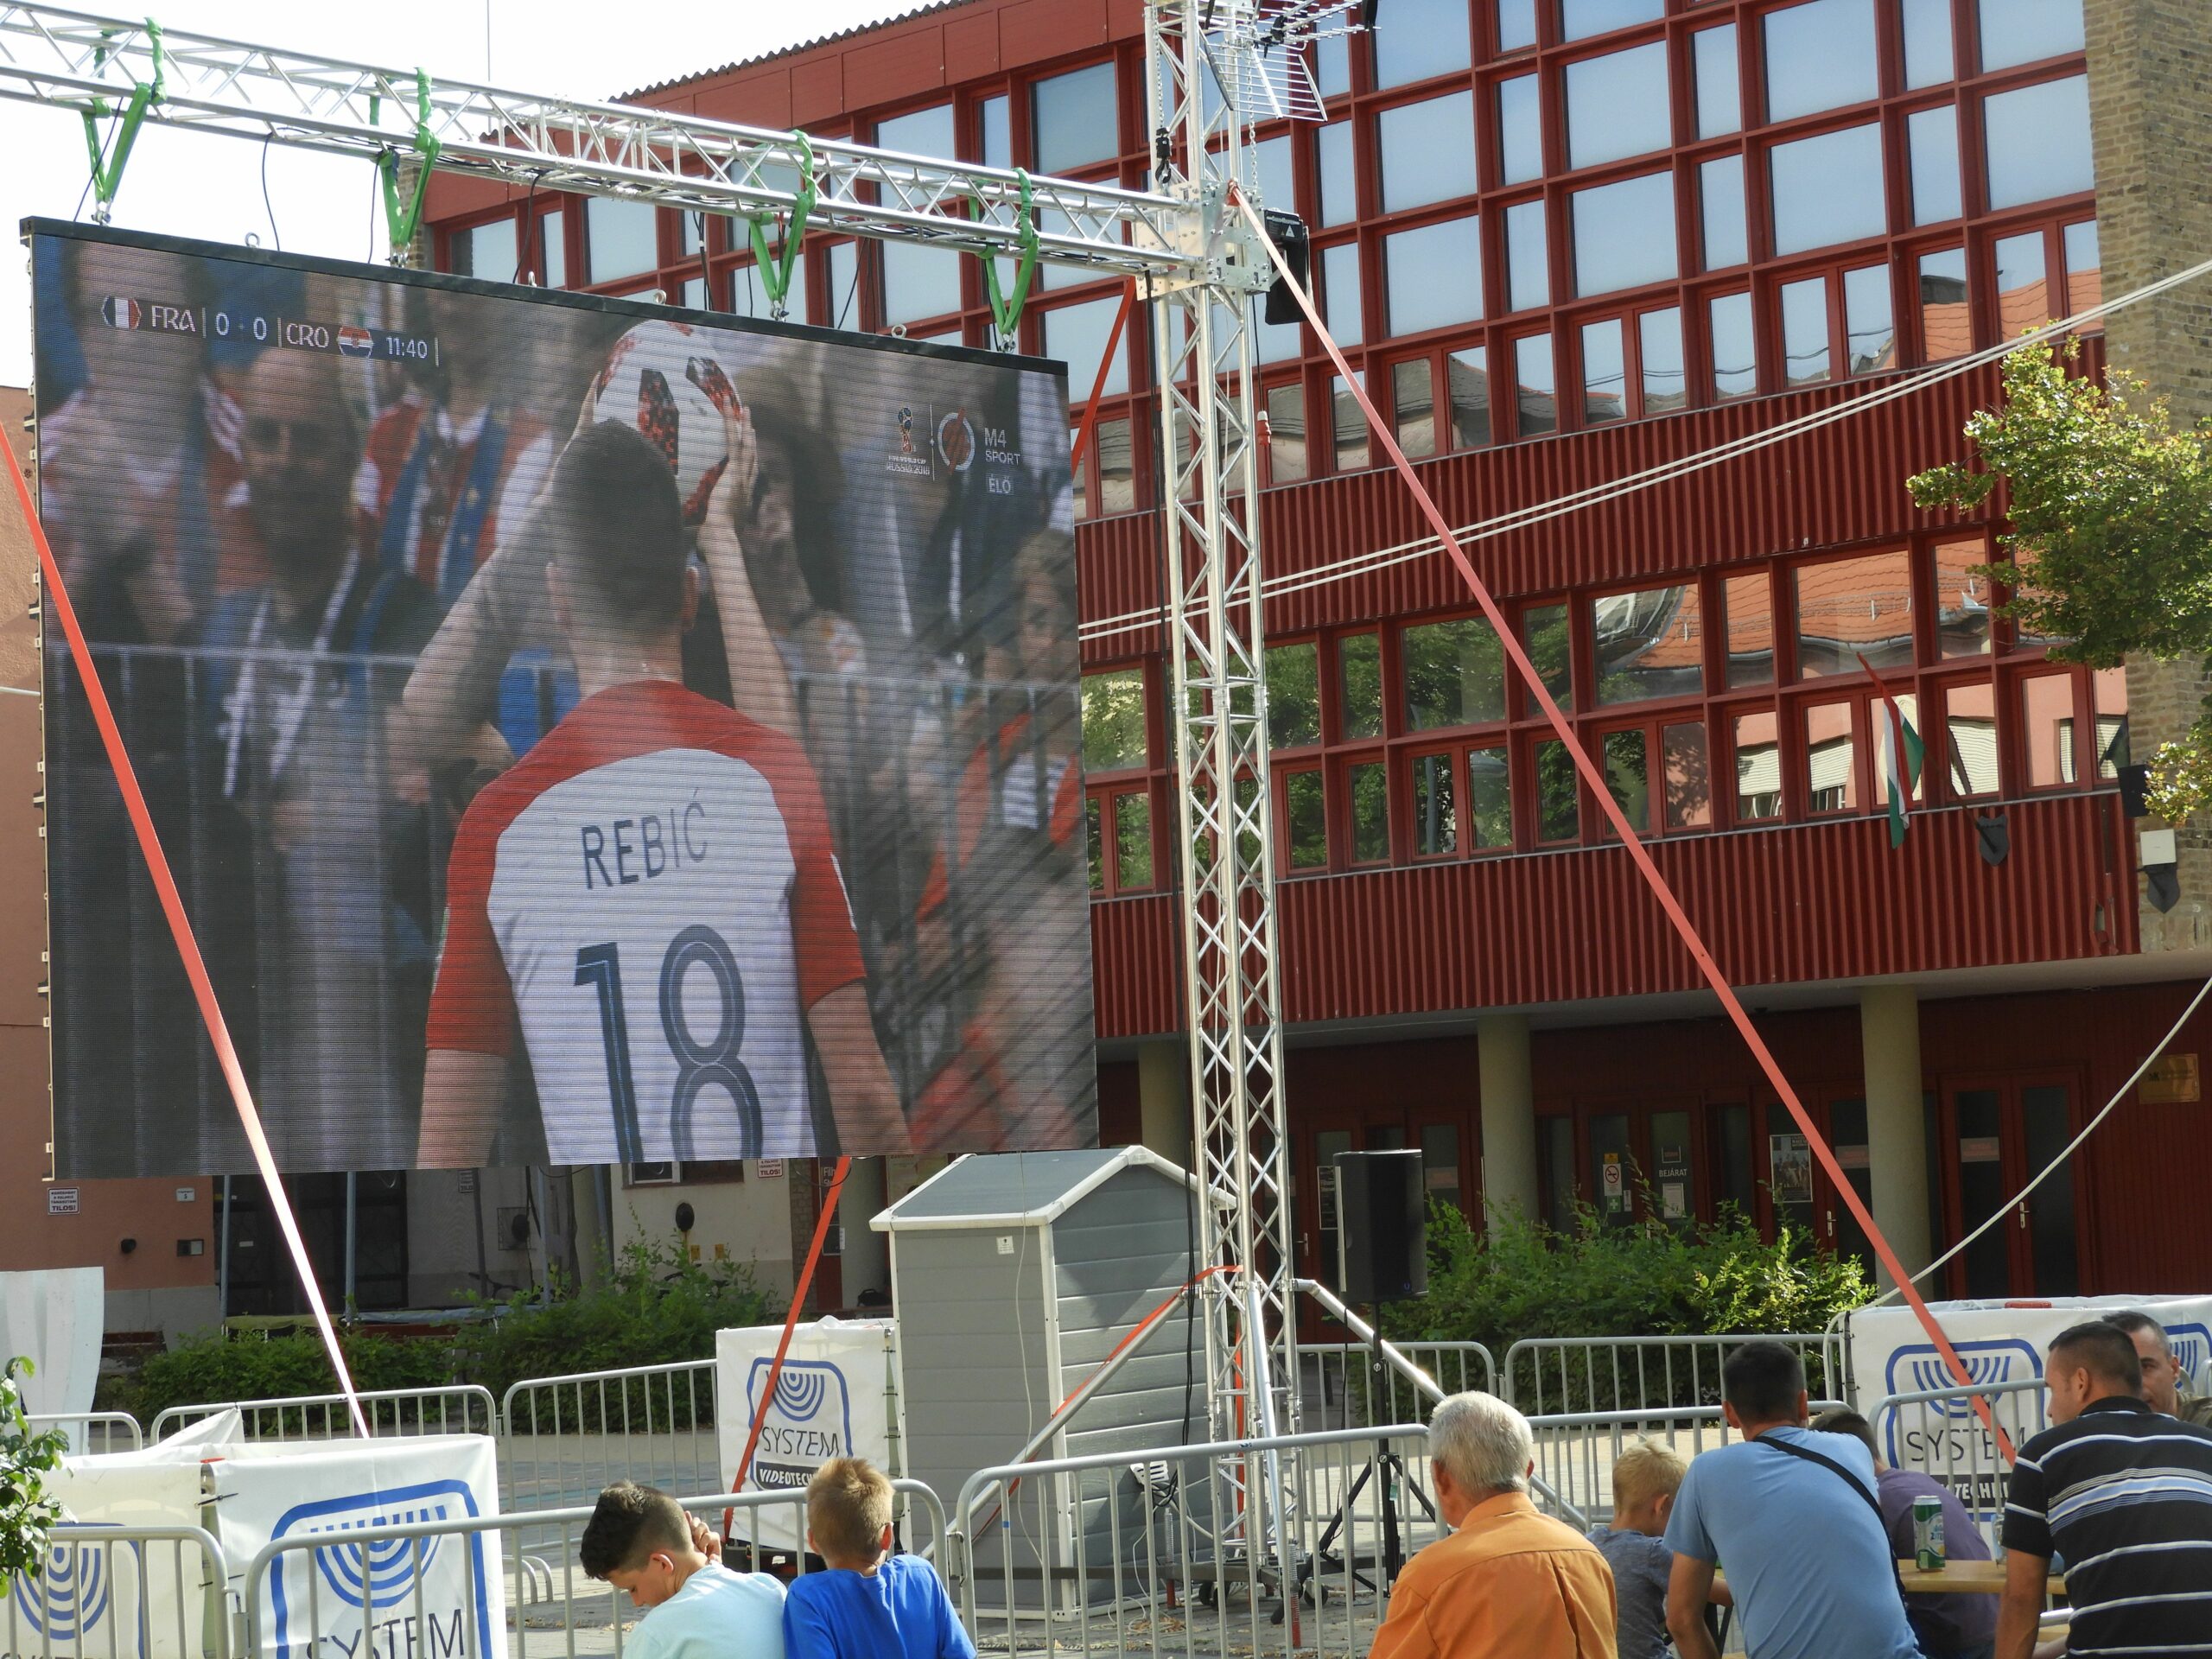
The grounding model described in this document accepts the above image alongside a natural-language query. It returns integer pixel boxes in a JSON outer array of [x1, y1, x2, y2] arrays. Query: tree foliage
[[1, 1359, 68, 1592], [1908, 340, 2212, 817]]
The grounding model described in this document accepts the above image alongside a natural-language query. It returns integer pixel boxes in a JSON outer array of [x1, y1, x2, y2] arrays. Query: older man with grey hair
[[2104, 1309, 2212, 1425], [1370, 1391, 1617, 1659]]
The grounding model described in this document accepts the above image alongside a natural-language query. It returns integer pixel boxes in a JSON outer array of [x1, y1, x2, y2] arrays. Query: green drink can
[[1912, 1494, 1945, 1571]]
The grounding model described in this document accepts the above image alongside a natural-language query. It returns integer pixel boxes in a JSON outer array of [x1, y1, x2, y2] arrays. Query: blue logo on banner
[[1878, 1338, 2043, 1466], [745, 1359, 857, 1485], [268, 1480, 490, 1659], [2170, 1323, 2211, 1382], [12, 1532, 143, 1656]]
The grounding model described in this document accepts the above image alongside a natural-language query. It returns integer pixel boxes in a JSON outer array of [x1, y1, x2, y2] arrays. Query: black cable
[[261, 132, 282, 251], [836, 244, 859, 329], [695, 211, 712, 306]]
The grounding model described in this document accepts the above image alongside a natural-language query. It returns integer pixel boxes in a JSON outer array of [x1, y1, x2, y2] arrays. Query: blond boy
[[782, 1459, 974, 1659], [1591, 1440, 1704, 1659]]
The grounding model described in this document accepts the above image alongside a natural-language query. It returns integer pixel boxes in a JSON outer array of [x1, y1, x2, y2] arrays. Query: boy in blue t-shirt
[[784, 1458, 974, 1659], [579, 1480, 785, 1659]]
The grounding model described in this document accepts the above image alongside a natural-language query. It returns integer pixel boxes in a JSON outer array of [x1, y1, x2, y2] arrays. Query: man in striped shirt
[[1997, 1320, 2212, 1658]]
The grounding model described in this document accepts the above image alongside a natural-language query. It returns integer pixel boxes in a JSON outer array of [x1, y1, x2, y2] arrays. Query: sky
[[0, 0, 905, 383]]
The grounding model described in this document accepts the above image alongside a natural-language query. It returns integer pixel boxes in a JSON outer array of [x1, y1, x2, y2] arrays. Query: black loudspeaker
[[1260, 209, 1311, 326], [1335, 1149, 1427, 1304]]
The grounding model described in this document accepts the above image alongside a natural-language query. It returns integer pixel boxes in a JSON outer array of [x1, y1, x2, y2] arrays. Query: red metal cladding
[[1090, 792, 2133, 1039], [1074, 341, 2104, 666]]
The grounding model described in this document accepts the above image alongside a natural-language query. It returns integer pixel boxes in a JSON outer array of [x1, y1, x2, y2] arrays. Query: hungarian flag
[[1858, 652, 1923, 849]]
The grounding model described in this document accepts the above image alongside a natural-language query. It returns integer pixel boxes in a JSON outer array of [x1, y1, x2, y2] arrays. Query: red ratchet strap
[[1068, 281, 1136, 499], [726, 1154, 851, 1535], [0, 426, 372, 1440], [1231, 192, 2012, 1460]]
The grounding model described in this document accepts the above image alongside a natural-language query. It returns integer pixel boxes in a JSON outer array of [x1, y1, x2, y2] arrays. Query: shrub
[[2, 1359, 67, 1590], [459, 1237, 769, 1429], [1380, 1200, 1871, 1411], [130, 1328, 456, 1431]]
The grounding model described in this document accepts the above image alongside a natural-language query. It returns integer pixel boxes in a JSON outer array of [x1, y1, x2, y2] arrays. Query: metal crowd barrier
[[3, 1523, 231, 1659], [1502, 1333, 1843, 1414], [149, 1384, 497, 1443], [1864, 1376, 2048, 1552], [1521, 1401, 1845, 1527], [498, 1359, 721, 1515], [26, 1411, 145, 1455], [948, 1421, 1438, 1657], [1295, 1338, 1496, 1431], [240, 1484, 944, 1659]]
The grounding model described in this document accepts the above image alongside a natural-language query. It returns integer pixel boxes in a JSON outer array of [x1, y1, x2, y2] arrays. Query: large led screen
[[31, 222, 1096, 1177]]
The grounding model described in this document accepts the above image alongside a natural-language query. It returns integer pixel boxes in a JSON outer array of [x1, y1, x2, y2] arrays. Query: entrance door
[[1544, 1101, 1705, 1229], [220, 1173, 409, 1316], [1941, 1077, 2081, 1299]]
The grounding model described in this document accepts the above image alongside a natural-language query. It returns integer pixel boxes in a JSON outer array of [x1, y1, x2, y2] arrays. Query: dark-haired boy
[[417, 417, 906, 1166], [579, 1480, 785, 1659], [783, 1458, 973, 1659]]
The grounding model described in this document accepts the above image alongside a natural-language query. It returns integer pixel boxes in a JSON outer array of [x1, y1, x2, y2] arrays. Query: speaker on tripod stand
[[1307, 1148, 1434, 1600]]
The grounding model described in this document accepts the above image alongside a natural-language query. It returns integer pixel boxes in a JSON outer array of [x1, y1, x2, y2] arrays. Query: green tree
[[1, 1359, 67, 1592], [1908, 340, 2212, 817]]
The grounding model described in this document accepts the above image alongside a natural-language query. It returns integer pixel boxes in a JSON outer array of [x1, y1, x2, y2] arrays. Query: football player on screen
[[417, 415, 908, 1166]]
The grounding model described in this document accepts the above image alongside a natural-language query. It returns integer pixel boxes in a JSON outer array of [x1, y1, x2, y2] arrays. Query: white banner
[[213, 1434, 505, 1659], [1851, 1295, 2212, 1511], [716, 1319, 898, 1552], [0, 1268, 104, 1418], [19, 1458, 209, 1659]]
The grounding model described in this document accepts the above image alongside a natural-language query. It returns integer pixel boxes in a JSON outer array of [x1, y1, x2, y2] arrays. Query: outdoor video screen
[[32, 222, 1096, 1177]]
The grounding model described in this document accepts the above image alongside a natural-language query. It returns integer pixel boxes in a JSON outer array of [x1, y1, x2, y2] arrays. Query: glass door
[[1941, 1077, 2082, 1298]]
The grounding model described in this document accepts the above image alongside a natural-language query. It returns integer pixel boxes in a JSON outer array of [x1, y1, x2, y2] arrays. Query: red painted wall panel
[[1093, 793, 2133, 1040]]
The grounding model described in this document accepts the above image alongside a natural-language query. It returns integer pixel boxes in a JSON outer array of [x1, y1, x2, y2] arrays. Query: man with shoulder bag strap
[[1663, 1340, 1920, 1659]]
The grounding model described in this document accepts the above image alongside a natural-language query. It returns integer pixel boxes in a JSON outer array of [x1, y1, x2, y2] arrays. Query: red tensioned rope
[[726, 1154, 851, 1536], [1069, 281, 1136, 500], [0, 426, 372, 1441], [1232, 193, 2012, 1459]]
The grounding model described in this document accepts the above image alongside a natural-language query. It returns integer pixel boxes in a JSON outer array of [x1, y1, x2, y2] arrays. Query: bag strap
[[1751, 1432, 1911, 1610]]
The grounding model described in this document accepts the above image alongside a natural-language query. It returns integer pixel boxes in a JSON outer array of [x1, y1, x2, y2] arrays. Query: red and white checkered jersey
[[428, 678, 865, 1161]]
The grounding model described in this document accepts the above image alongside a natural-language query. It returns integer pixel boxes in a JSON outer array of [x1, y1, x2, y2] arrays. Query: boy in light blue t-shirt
[[785, 1458, 974, 1659], [580, 1479, 785, 1659]]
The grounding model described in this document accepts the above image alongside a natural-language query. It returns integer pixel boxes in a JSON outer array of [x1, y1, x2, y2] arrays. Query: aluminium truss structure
[[0, 0, 1349, 1565]]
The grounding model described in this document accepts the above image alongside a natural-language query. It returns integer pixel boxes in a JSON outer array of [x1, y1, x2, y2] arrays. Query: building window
[[1505, 200, 1550, 312], [1252, 134, 1296, 218], [1340, 632, 1385, 739], [1803, 700, 1859, 813], [732, 250, 804, 319], [1902, 0, 1954, 87], [1535, 740, 1581, 841], [1734, 709, 1783, 819], [1033, 62, 1118, 174], [1872, 693, 1924, 810], [584, 197, 658, 283], [1469, 745, 1512, 849], [1393, 359, 1438, 457], [1762, 0, 1878, 124], [1566, 42, 1670, 171], [1282, 769, 1328, 868], [1319, 121, 1357, 226], [1694, 25, 1740, 140], [1411, 750, 1459, 855], [2064, 219, 2101, 312], [2094, 668, 2130, 778], [875, 103, 956, 158], [980, 95, 1011, 168], [1978, 0, 2084, 73], [1592, 583, 1703, 705], [1918, 247, 1969, 361], [1983, 76, 2092, 210], [1663, 721, 1714, 829], [1930, 538, 1993, 659], [1573, 171, 1676, 296], [1498, 76, 1542, 185], [1780, 276, 1832, 386], [1768, 123, 1885, 257], [1317, 31, 1352, 100], [1372, 0, 1472, 89], [450, 217, 513, 279], [1266, 383, 1309, 482], [1082, 670, 1149, 775], [1077, 417, 1135, 518], [1379, 92, 1478, 212], [1449, 346, 1491, 447], [1942, 682, 1999, 798], [1514, 333, 1558, 436], [1709, 290, 1758, 398], [1522, 602, 1574, 710], [1560, 0, 1662, 45], [1844, 264, 1896, 372], [1701, 155, 1749, 270], [2020, 672, 2075, 788], [1602, 728, 1649, 832], [1386, 215, 1484, 336], [1086, 797, 1104, 890], [1404, 614, 1507, 730], [1795, 548, 1914, 677], [1499, 0, 1537, 53], [1043, 296, 1128, 397], [1581, 318, 1627, 425], [1267, 641, 1323, 748], [1112, 791, 1155, 888], [1349, 760, 1391, 861], [1907, 105, 1962, 226], [1725, 572, 1776, 687], [1332, 375, 1370, 471], [1993, 230, 2053, 336], [881, 244, 963, 326], [1321, 241, 1364, 345], [1641, 307, 1688, 412]]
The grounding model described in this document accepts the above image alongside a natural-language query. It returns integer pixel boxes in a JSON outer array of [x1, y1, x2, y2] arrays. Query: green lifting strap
[[744, 132, 816, 318], [79, 20, 164, 217], [376, 70, 442, 257], [972, 170, 1039, 346]]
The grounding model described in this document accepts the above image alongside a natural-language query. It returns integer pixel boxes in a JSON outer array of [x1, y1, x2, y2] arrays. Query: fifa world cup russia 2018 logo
[[897, 405, 916, 454]]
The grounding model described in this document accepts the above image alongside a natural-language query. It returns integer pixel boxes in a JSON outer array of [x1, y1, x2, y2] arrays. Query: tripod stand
[[1301, 1301, 1436, 1602]]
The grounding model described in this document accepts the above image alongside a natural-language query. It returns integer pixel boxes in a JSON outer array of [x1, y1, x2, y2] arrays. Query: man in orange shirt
[[1370, 1391, 1618, 1659]]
